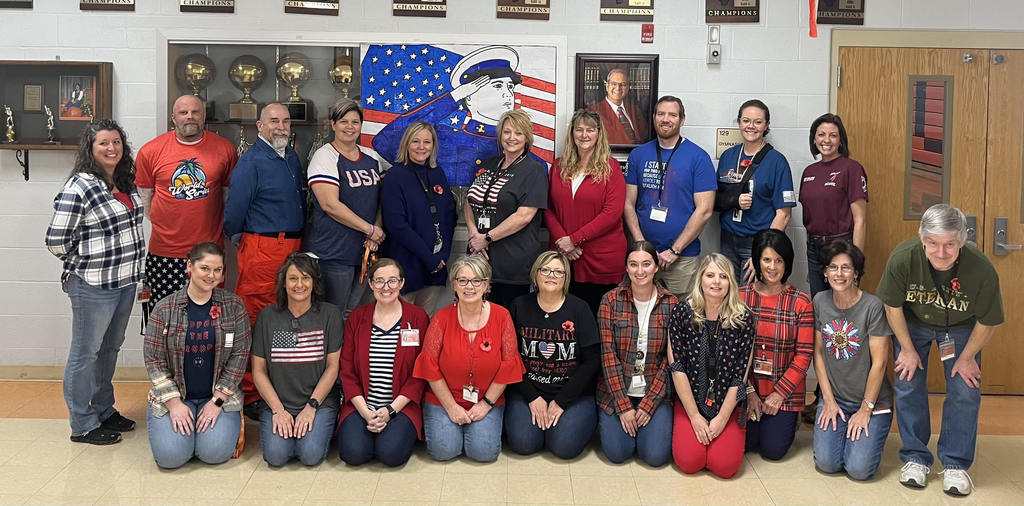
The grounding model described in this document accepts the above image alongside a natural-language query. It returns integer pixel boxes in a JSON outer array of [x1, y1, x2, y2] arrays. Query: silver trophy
[[44, 105, 57, 144]]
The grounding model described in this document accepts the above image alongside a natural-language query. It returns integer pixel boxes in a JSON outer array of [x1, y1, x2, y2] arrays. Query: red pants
[[236, 232, 301, 405], [672, 402, 745, 478]]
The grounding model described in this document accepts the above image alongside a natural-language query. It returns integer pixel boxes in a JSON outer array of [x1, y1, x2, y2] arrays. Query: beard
[[268, 130, 290, 150], [176, 122, 202, 138]]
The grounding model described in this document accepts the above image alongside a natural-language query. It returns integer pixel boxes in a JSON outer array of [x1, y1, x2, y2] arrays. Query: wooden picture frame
[[574, 53, 659, 152], [22, 84, 43, 112]]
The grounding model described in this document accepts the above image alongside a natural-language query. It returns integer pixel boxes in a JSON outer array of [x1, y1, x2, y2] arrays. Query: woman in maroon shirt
[[545, 109, 627, 315]]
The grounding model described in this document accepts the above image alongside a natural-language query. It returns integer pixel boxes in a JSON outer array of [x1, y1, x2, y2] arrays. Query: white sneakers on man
[[941, 468, 974, 496], [899, 461, 929, 488]]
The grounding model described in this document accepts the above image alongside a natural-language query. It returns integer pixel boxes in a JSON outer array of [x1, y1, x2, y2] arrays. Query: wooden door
[[836, 47, 1022, 394]]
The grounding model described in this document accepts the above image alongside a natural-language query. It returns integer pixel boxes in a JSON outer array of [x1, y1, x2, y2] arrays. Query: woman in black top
[[506, 251, 600, 459]]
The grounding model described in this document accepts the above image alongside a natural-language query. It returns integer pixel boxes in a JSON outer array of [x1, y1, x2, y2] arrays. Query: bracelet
[[368, 224, 375, 237], [669, 247, 683, 256], [745, 385, 756, 395], [482, 396, 496, 407]]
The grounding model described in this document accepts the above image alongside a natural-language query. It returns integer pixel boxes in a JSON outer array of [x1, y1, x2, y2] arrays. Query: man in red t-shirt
[[136, 95, 238, 316]]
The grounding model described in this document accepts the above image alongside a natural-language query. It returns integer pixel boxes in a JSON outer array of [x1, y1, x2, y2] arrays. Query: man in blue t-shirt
[[623, 96, 717, 296]]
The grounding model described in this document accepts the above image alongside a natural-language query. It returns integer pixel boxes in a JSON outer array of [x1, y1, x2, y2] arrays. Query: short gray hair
[[919, 204, 968, 243], [447, 254, 492, 287]]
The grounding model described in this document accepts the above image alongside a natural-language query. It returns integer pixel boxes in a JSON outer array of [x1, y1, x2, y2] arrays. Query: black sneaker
[[100, 411, 136, 432], [71, 427, 122, 445], [243, 399, 268, 421]]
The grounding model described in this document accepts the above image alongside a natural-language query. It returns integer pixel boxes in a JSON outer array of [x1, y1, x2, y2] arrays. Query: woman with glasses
[[715, 100, 795, 283], [251, 253, 342, 467], [338, 258, 430, 466], [544, 110, 627, 315], [812, 240, 892, 480], [505, 251, 601, 459], [413, 255, 525, 462], [381, 121, 456, 316]]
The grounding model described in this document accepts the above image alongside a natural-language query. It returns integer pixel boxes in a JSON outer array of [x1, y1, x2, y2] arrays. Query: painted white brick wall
[[1, 0, 1021, 366]]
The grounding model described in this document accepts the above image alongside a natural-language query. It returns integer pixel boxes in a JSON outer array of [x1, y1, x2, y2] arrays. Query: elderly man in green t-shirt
[[876, 204, 1004, 497]]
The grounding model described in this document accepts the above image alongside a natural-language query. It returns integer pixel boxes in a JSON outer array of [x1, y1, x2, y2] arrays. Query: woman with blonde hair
[[544, 110, 627, 314], [668, 253, 755, 478]]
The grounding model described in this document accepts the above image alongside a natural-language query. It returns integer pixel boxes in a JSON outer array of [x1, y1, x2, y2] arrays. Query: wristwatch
[[213, 397, 225, 408], [386, 405, 397, 419], [669, 247, 683, 256], [863, 399, 875, 410], [307, 397, 321, 410], [485, 232, 493, 243]]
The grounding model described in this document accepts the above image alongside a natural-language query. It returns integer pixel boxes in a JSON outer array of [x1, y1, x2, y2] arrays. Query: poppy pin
[[209, 306, 222, 320], [950, 277, 961, 292], [480, 340, 492, 352], [740, 159, 752, 168], [475, 168, 486, 177], [561, 320, 575, 332], [433, 184, 444, 195]]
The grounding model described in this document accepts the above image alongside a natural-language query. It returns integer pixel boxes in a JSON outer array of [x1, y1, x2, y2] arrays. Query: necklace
[[458, 302, 486, 332], [538, 295, 564, 319]]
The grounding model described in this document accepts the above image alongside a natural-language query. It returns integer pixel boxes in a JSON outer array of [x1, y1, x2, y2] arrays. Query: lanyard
[[705, 320, 720, 381], [481, 152, 528, 211], [927, 253, 960, 335], [412, 166, 443, 247], [655, 137, 682, 205]]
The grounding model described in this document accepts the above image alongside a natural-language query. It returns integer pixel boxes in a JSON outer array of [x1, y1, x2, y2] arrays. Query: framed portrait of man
[[574, 53, 659, 152]]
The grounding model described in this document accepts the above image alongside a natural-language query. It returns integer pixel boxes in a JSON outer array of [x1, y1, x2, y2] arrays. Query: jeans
[[259, 406, 338, 467], [319, 259, 366, 320], [504, 391, 597, 459], [64, 275, 136, 436], [805, 240, 828, 298], [812, 398, 891, 480], [422, 402, 504, 462], [720, 230, 754, 282], [745, 410, 799, 460], [337, 410, 418, 467], [893, 324, 979, 470], [598, 398, 672, 467], [147, 400, 241, 469]]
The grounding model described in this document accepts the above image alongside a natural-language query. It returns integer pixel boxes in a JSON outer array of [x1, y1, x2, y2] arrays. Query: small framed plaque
[[23, 84, 43, 112], [393, 0, 446, 18], [716, 128, 741, 158], [600, 0, 654, 22], [817, 0, 864, 25], [180, 0, 234, 13], [0, 0, 33, 8], [80, 0, 135, 11], [284, 1, 339, 16], [706, 0, 759, 23], [497, 0, 550, 20]]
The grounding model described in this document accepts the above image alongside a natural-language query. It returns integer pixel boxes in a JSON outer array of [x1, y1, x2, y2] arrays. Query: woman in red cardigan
[[337, 258, 430, 467], [545, 109, 627, 315]]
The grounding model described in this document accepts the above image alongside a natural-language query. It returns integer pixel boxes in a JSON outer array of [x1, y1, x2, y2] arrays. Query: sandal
[[70, 427, 122, 445]]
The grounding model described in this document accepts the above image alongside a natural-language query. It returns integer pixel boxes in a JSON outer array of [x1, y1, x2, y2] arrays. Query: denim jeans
[[812, 398, 892, 480], [805, 240, 828, 298], [893, 324, 979, 470], [337, 410, 418, 467], [422, 402, 504, 462], [745, 410, 799, 460], [147, 400, 241, 469], [259, 406, 338, 467], [319, 259, 366, 320], [598, 398, 672, 467], [64, 275, 136, 436], [720, 230, 754, 282], [504, 391, 597, 459]]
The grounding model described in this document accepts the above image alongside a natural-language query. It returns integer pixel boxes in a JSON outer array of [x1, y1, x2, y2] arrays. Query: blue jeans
[[893, 324, 979, 470], [422, 402, 504, 462], [337, 410, 418, 467], [504, 391, 597, 459], [745, 410, 799, 460], [720, 230, 754, 282], [319, 259, 365, 320], [598, 398, 672, 466], [812, 398, 892, 480], [147, 400, 241, 469], [64, 275, 136, 436], [259, 406, 337, 467], [805, 240, 828, 298]]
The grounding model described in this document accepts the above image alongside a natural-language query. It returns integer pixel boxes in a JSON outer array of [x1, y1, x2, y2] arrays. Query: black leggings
[[745, 410, 799, 460]]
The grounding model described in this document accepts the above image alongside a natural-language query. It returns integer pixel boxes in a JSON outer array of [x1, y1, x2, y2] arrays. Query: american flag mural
[[271, 328, 326, 364], [360, 43, 557, 186]]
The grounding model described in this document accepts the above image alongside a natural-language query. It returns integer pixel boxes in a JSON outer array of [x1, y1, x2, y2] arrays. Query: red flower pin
[[480, 340, 492, 352], [561, 320, 575, 332], [950, 277, 961, 292], [740, 159, 752, 168], [209, 306, 222, 320], [475, 168, 486, 177], [433, 184, 444, 195]]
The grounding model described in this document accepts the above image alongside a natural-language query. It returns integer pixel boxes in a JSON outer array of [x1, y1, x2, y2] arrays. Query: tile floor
[[0, 381, 1022, 506]]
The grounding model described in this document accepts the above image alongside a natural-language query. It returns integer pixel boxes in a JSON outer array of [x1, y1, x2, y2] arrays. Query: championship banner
[[0, 0, 32, 9], [817, 0, 864, 25], [393, 0, 446, 18], [600, 0, 653, 22], [705, 0, 759, 23], [284, 0, 339, 16], [180, 0, 234, 13], [497, 0, 550, 20], [80, 0, 134, 11]]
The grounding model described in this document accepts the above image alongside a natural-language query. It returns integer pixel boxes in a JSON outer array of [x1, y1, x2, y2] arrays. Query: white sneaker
[[942, 468, 974, 496], [899, 461, 930, 488]]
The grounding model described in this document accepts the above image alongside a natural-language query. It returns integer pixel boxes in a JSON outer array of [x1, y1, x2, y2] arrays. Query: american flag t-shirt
[[271, 328, 326, 364]]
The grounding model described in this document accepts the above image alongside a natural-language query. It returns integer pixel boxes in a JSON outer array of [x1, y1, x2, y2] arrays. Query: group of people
[[45, 89, 1002, 497]]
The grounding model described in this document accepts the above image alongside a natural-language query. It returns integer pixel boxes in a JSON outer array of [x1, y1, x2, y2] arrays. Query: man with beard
[[587, 68, 649, 145], [136, 95, 238, 316], [623, 96, 716, 296]]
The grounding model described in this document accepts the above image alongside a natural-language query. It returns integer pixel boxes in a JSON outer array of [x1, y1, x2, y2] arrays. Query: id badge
[[939, 335, 955, 361], [753, 359, 772, 376], [224, 332, 234, 348], [137, 283, 151, 304], [630, 374, 647, 391], [432, 237, 443, 255], [477, 216, 491, 230], [462, 385, 479, 403], [872, 407, 893, 415], [649, 206, 668, 223], [400, 326, 420, 347], [732, 209, 743, 222]]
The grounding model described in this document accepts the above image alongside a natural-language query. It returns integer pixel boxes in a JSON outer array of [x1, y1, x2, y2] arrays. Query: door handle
[[965, 215, 977, 246], [994, 217, 1022, 255]]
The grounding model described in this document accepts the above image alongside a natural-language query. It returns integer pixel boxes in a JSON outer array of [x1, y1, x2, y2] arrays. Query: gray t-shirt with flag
[[813, 291, 893, 409]]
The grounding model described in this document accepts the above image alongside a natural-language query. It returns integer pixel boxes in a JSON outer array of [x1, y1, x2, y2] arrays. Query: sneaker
[[70, 427, 122, 446], [100, 411, 136, 432], [899, 461, 930, 488], [942, 468, 974, 496]]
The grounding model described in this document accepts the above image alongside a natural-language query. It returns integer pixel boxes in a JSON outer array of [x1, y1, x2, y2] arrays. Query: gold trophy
[[276, 52, 312, 123], [174, 53, 216, 96], [228, 55, 266, 121], [44, 105, 57, 144], [3, 104, 15, 144], [329, 53, 354, 99]]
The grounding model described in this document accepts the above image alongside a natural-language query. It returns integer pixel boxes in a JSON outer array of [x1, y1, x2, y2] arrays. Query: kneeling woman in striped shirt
[[338, 258, 430, 466]]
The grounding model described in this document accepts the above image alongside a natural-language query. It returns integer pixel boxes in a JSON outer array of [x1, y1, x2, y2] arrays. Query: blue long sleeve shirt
[[223, 138, 306, 240]]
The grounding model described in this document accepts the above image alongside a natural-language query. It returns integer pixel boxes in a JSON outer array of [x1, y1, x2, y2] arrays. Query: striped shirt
[[366, 322, 400, 410]]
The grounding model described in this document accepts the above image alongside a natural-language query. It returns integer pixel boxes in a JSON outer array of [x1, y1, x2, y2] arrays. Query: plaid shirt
[[742, 284, 815, 412], [45, 173, 144, 290], [144, 286, 251, 417], [596, 282, 678, 417]]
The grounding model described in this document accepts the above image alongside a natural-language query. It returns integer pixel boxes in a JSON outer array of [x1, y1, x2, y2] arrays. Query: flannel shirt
[[45, 173, 144, 290], [742, 284, 814, 412], [596, 282, 678, 417], [144, 286, 251, 417]]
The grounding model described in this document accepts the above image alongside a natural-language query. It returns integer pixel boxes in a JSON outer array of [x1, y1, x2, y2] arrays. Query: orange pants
[[236, 232, 302, 405]]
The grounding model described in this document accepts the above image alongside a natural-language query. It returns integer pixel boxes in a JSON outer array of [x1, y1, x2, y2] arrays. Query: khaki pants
[[657, 255, 699, 298]]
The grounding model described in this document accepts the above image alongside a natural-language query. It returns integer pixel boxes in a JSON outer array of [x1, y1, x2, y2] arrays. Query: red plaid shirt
[[742, 284, 814, 412], [597, 283, 678, 417]]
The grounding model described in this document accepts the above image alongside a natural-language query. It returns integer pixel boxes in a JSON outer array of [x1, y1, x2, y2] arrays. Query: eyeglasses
[[455, 277, 488, 288], [606, 82, 629, 89], [538, 267, 566, 278], [739, 117, 766, 127], [826, 264, 855, 274], [371, 277, 403, 289]]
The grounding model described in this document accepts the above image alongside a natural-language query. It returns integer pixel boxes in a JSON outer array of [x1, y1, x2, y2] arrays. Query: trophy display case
[[167, 43, 360, 167]]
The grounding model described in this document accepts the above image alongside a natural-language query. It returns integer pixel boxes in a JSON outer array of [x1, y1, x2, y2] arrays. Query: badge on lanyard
[[400, 323, 420, 347], [939, 334, 955, 361], [630, 374, 647, 391], [462, 385, 479, 403], [477, 216, 490, 230], [649, 206, 668, 223], [224, 332, 234, 348]]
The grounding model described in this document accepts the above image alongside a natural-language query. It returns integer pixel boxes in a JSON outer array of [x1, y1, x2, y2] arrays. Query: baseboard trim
[[0, 366, 150, 381]]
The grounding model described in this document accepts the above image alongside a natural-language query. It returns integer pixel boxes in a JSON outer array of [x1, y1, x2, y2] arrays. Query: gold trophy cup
[[174, 53, 216, 96], [228, 55, 266, 121], [276, 52, 312, 123], [329, 54, 354, 99]]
